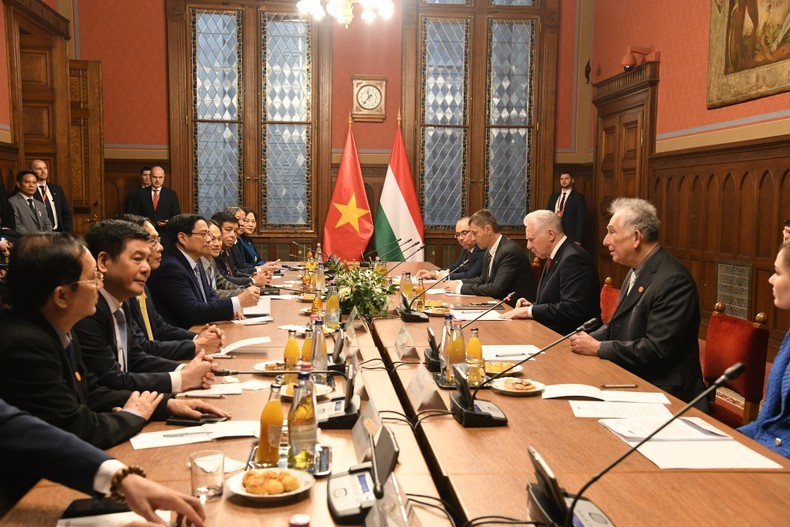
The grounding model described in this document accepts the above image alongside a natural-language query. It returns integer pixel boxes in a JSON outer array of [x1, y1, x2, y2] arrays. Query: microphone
[[383, 243, 424, 276], [460, 291, 516, 330], [398, 259, 470, 323], [449, 317, 597, 428], [368, 432, 384, 499], [362, 237, 407, 260], [551, 362, 746, 527]]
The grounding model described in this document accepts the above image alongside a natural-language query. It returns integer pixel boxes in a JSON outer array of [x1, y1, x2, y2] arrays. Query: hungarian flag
[[323, 126, 373, 261], [373, 123, 424, 261]]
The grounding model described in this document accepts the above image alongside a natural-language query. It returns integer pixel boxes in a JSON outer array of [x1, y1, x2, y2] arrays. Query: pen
[[601, 383, 637, 389], [182, 393, 226, 398], [496, 352, 529, 358], [163, 431, 211, 438], [211, 354, 235, 359]]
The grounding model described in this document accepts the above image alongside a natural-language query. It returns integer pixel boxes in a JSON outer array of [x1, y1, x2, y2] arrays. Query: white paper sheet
[[543, 384, 670, 404], [242, 297, 271, 316], [599, 417, 731, 442], [231, 316, 274, 326], [130, 420, 259, 450], [482, 344, 541, 361], [57, 510, 170, 526], [266, 294, 297, 300], [179, 383, 243, 397], [450, 309, 503, 321], [222, 336, 272, 353], [635, 440, 783, 470], [568, 401, 674, 419]]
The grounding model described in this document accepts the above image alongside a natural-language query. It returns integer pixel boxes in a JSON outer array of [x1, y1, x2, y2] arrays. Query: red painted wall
[[554, 0, 579, 152], [0, 7, 10, 135], [593, 0, 790, 138], [330, 6, 403, 151], [76, 0, 169, 146]]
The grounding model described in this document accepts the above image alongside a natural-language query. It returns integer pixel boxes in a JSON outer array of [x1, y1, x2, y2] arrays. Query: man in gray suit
[[9, 170, 53, 234]]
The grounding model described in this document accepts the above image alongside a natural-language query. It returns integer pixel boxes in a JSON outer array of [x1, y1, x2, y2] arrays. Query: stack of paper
[[219, 336, 272, 354], [450, 309, 503, 321], [130, 420, 258, 450], [243, 297, 271, 316], [543, 384, 670, 404]]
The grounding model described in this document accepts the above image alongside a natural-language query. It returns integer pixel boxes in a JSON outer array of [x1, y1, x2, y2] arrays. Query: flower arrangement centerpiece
[[332, 263, 394, 321]]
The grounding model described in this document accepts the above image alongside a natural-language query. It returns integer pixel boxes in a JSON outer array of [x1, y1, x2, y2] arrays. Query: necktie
[[194, 265, 208, 302], [26, 199, 40, 227], [113, 308, 128, 372], [38, 186, 56, 227], [558, 192, 567, 213], [486, 250, 495, 281], [626, 270, 637, 296], [207, 264, 217, 291], [223, 250, 234, 276], [153, 188, 159, 211], [544, 257, 553, 272], [137, 293, 155, 341]]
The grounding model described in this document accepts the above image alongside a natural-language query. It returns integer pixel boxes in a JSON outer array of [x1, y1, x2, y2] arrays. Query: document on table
[[482, 345, 541, 361], [178, 383, 244, 397], [267, 294, 297, 300], [450, 309, 503, 321], [130, 420, 259, 450], [543, 383, 670, 404], [569, 401, 674, 419], [57, 510, 170, 526], [243, 297, 271, 316], [221, 336, 272, 354], [598, 417, 782, 469]]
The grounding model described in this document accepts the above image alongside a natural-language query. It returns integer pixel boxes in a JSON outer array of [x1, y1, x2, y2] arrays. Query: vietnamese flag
[[323, 125, 373, 261]]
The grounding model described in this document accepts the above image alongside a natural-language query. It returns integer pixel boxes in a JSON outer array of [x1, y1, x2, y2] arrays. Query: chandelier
[[296, 0, 394, 28]]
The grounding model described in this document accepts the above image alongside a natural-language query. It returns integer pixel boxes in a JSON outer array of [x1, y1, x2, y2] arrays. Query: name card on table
[[365, 473, 420, 527], [395, 325, 419, 359], [406, 365, 447, 412], [352, 399, 381, 462]]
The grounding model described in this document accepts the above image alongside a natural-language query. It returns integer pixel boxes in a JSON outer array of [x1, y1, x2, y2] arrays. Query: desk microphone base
[[423, 348, 442, 372], [527, 484, 614, 527], [450, 392, 508, 427], [396, 308, 429, 323]]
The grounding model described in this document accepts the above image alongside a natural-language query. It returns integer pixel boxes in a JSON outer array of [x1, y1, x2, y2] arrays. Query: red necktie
[[153, 188, 159, 211]]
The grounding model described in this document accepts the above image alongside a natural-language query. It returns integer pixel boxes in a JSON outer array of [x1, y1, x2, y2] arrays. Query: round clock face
[[357, 85, 382, 110]]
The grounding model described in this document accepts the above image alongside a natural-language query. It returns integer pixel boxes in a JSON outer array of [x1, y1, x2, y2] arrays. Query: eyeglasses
[[454, 230, 470, 238], [69, 269, 104, 286], [189, 231, 211, 239], [148, 236, 161, 246]]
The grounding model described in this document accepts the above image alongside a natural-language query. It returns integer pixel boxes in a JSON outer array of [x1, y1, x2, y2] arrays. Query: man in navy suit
[[0, 399, 206, 524], [444, 209, 536, 306], [73, 220, 216, 393], [416, 216, 484, 281], [504, 210, 600, 334], [31, 159, 73, 232], [569, 198, 707, 408], [127, 166, 181, 230], [147, 213, 259, 328], [546, 171, 586, 244]]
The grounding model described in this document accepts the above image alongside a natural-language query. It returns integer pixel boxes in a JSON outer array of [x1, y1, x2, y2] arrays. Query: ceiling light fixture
[[297, 0, 394, 29]]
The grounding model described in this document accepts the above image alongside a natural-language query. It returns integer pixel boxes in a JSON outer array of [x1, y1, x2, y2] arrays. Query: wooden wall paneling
[[651, 134, 790, 357], [104, 160, 171, 221], [165, 0, 191, 212]]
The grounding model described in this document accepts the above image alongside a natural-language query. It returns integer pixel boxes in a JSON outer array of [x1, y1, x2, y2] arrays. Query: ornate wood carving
[[2, 0, 70, 39]]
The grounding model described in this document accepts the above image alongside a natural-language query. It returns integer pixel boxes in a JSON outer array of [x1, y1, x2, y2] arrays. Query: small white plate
[[226, 469, 314, 503], [299, 307, 312, 316], [281, 383, 333, 400], [490, 378, 544, 397], [252, 360, 288, 375], [485, 363, 524, 376]]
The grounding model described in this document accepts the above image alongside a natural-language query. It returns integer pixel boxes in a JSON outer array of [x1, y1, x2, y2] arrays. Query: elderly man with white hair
[[503, 210, 600, 334], [568, 197, 707, 409]]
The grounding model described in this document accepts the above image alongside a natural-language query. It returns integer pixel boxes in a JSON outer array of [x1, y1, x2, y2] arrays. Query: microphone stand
[[382, 243, 423, 276], [459, 292, 516, 330], [397, 259, 470, 323], [555, 362, 746, 527], [362, 237, 407, 261], [449, 317, 597, 428]]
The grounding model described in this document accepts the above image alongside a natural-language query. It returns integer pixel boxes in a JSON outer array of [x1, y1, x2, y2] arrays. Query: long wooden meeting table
[[4, 262, 790, 526], [372, 263, 790, 526]]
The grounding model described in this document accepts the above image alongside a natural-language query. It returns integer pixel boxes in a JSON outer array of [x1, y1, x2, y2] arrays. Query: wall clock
[[352, 75, 386, 123]]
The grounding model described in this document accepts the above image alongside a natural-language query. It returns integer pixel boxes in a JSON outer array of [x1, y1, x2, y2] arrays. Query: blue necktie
[[194, 265, 208, 302]]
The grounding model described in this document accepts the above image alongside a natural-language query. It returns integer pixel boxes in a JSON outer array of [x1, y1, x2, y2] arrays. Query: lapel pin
[[75, 371, 82, 382], [638, 286, 644, 293]]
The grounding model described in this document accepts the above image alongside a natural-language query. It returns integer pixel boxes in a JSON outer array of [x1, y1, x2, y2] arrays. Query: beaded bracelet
[[109, 465, 147, 503]]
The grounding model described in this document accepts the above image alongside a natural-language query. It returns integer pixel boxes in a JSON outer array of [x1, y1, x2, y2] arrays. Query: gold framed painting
[[707, 0, 790, 108]]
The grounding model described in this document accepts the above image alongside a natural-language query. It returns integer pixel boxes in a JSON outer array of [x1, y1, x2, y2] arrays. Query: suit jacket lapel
[[536, 240, 566, 302], [481, 250, 492, 282], [610, 249, 663, 323]]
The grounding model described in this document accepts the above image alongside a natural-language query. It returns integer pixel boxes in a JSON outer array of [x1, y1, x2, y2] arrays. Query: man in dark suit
[[569, 197, 707, 408], [147, 213, 259, 328], [127, 165, 181, 230], [73, 220, 216, 393], [417, 216, 484, 281], [0, 233, 229, 449], [8, 170, 53, 234], [120, 214, 225, 360], [0, 399, 207, 523], [444, 209, 536, 306], [546, 171, 586, 244], [211, 211, 271, 287], [124, 166, 152, 214], [504, 210, 600, 334], [31, 159, 73, 232]]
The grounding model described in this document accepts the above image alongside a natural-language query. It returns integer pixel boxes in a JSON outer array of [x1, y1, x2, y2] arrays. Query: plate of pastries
[[490, 377, 544, 397], [423, 300, 450, 316], [226, 468, 315, 503]]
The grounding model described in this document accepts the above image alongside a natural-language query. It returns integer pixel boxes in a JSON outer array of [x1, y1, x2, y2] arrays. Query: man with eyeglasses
[[415, 217, 484, 281], [147, 213, 259, 328], [200, 220, 258, 298], [0, 232, 229, 450], [73, 220, 218, 395], [211, 211, 272, 287], [120, 214, 225, 360]]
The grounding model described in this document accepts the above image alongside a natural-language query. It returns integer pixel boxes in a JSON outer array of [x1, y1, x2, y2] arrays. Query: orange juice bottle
[[256, 383, 283, 467], [301, 327, 314, 364], [283, 330, 300, 385], [466, 328, 484, 387], [414, 278, 426, 312], [401, 271, 413, 301]]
